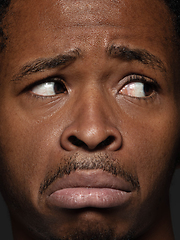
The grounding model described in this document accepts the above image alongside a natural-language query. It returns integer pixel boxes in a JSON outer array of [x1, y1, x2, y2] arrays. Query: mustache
[[39, 153, 140, 194]]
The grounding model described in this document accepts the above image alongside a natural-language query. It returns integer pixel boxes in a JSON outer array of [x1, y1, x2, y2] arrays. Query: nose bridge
[[60, 83, 122, 151], [77, 85, 110, 128]]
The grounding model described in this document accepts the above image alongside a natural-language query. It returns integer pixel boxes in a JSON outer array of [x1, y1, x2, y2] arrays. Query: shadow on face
[[0, 0, 180, 239]]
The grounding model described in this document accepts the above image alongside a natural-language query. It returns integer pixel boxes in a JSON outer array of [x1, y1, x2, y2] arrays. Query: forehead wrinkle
[[45, 0, 125, 29]]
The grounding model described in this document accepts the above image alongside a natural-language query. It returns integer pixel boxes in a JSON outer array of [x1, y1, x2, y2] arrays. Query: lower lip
[[47, 188, 132, 209]]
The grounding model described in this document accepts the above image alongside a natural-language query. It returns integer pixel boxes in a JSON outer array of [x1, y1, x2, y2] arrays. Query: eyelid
[[117, 74, 160, 100], [120, 74, 160, 91], [22, 76, 66, 93], [125, 74, 158, 85]]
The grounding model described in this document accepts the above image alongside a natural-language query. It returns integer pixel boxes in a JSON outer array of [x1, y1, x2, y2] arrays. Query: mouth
[[46, 169, 134, 209]]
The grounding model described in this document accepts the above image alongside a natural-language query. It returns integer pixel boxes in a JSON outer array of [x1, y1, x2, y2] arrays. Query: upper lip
[[46, 169, 134, 196]]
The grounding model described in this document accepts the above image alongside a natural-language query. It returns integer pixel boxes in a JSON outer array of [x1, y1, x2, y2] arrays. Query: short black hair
[[0, 0, 11, 51], [0, 0, 180, 51], [164, 0, 180, 36], [0, 0, 11, 17]]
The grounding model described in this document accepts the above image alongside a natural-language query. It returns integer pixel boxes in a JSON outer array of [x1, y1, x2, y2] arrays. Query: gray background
[[0, 168, 180, 239]]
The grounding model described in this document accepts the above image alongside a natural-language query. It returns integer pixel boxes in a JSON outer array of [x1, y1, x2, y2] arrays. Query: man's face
[[0, 0, 180, 239]]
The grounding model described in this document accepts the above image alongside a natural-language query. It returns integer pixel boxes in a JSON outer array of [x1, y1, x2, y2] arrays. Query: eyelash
[[125, 74, 158, 87], [119, 74, 159, 99], [24, 77, 67, 96], [23, 74, 159, 104]]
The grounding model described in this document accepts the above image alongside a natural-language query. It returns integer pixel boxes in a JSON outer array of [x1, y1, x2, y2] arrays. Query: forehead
[[2, 0, 176, 73], [6, 0, 174, 42], [9, 0, 171, 25]]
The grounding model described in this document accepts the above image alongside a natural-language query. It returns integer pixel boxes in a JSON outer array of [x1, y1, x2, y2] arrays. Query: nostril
[[97, 136, 115, 149], [68, 136, 87, 148], [61, 119, 122, 151], [68, 135, 116, 151]]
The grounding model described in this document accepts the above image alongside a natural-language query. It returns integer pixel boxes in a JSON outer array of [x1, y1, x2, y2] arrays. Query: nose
[[60, 91, 122, 152]]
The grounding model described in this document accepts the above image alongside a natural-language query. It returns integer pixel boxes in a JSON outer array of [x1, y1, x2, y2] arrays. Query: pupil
[[54, 82, 66, 94], [144, 83, 152, 96]]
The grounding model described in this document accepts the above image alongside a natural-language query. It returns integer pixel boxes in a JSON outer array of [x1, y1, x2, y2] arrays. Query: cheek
[[0, 112, 57, 207], [124, 114, 179, 201]]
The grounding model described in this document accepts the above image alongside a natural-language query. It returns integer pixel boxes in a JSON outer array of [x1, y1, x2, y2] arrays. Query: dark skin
[[0, 0, 180, 239]]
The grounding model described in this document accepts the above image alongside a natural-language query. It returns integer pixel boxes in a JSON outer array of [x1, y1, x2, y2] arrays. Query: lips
[[46, 169, 133, 209]]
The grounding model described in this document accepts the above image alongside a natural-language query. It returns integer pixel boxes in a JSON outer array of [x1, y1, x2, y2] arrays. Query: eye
[[31, 80, 67, 97], [119, 76, 156, 98]]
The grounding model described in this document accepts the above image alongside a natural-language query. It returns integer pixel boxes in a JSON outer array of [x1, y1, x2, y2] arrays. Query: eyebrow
[[12, 49, 81, 82], [12, 44, 166, 82], [107, 45, 166, 72]]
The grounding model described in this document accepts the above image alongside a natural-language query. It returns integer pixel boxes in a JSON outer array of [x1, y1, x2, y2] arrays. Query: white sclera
[[121, 82, 145, 97], [32, 82, 56, 96]]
